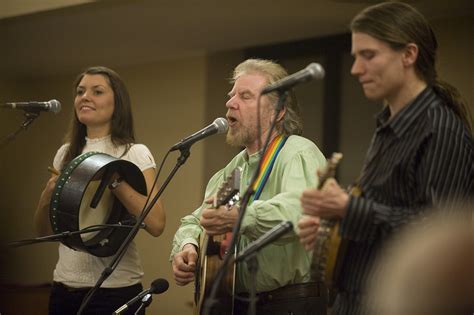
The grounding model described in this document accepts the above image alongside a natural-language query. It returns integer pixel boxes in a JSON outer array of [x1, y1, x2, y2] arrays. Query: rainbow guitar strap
[[221, 135, 288, 257], [250, 134, 288, 202]]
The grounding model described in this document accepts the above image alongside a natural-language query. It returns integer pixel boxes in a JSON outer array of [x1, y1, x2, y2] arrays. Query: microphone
[[170, 117, 228, 151], [260, 63, 325, 94], [235, 221, 293, 262], [113, 278, 169, 314], [2, 100, 61, 114]]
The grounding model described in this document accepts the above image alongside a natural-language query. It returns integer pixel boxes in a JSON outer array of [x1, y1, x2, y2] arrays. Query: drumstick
[[47, 166, 60, 175]]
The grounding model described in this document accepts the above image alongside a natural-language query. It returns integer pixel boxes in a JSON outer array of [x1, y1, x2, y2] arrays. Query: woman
[[34, 66, 165, 314]]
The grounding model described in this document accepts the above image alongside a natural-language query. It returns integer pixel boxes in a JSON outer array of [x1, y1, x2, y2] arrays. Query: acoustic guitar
[[194, 167, 241, 315]]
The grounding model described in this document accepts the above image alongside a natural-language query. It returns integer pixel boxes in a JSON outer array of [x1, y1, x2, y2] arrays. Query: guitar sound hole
[[206, 240, 221, 256]]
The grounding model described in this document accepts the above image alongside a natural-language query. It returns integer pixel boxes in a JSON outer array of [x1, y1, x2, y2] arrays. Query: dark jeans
[[49, 282, 144, 315], [233, 282, 327, 315], [234, 296, 326, 315]]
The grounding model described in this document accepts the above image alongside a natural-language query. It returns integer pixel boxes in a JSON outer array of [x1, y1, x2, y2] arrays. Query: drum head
[[49, 151, 147, 257]]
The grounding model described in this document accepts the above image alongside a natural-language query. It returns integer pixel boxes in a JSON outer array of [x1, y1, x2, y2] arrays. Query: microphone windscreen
[[150, 278, 169, 294], [213, 117, 228, 134], [49, 99, 62, 114], [306, 63, 325, 80]]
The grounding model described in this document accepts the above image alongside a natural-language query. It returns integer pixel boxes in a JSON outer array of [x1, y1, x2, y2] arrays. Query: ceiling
[[0, 0, 95, 20], [1, 0, 472, 79]]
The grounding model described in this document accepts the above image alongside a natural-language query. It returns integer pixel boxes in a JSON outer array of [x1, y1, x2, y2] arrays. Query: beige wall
[[0, 74, 75, 285], [434, 16, 473, 113], [0, 14, 472, 315]]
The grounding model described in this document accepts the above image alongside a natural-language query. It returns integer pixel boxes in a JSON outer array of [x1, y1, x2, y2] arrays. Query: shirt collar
[[375, 86, 436, 138], [244, 149, 262, 164], [85, 134, 111, 144]]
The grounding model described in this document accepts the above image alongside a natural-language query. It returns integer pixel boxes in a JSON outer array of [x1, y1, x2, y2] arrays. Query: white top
[[52, 135, 156, 288]]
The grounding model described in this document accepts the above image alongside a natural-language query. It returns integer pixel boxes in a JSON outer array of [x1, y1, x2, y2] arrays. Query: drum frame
[[49, 151, 147, 257]]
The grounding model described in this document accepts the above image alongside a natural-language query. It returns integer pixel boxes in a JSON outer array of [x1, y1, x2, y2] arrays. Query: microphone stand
[[134, 293, 153, 315], [233, 221, 293, 315], [244, 253, 258, 315], [203, 91, 288, 315], [0, 111, 40, 149], [77, 148, 191, 315], [7, 224, 139, 248]]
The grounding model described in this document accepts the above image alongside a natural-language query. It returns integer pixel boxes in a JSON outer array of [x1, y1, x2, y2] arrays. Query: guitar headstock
[[318, 152, 343, 189], [328, 152, 343, 169], [214, 167, 242, 208]]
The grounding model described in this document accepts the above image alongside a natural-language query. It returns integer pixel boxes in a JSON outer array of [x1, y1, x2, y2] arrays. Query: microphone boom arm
[[0, 111, 40, 149], [7, 223, 142, 248]]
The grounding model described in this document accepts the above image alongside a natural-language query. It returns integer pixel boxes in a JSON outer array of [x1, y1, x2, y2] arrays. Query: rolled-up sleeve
[[169, 169, 224, 260]]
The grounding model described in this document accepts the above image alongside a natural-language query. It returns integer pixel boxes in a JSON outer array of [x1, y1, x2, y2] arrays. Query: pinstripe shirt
[[333, 87, 473, 314]]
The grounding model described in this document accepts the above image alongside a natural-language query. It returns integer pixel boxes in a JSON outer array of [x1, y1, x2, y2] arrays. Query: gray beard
[[226, 128, 252, 148]]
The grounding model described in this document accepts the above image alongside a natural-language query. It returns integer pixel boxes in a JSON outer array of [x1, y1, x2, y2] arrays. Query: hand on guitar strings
[[199, 196, 239, 236], [172, 243, 198, 286], [300, 178, 349, 220], [297, 215, 320, 250]]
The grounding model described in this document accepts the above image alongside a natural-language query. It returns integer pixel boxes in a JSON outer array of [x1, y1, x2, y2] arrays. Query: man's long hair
[[351, 2, 472, 132], [232, 59, 304, 136]]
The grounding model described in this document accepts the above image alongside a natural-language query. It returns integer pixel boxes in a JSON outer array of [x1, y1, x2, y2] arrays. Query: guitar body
[[309, 153, 348, 305], [194, 168, 241, 315], [195, 233, 236, 315], [311, 218, 347, 305]]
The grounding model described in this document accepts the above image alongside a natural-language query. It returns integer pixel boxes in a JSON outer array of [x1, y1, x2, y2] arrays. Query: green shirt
[[170, 135, 326, 293]]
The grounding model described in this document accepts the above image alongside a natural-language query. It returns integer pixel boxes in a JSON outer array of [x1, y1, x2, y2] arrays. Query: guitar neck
[[309, 152, 343, 283]]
